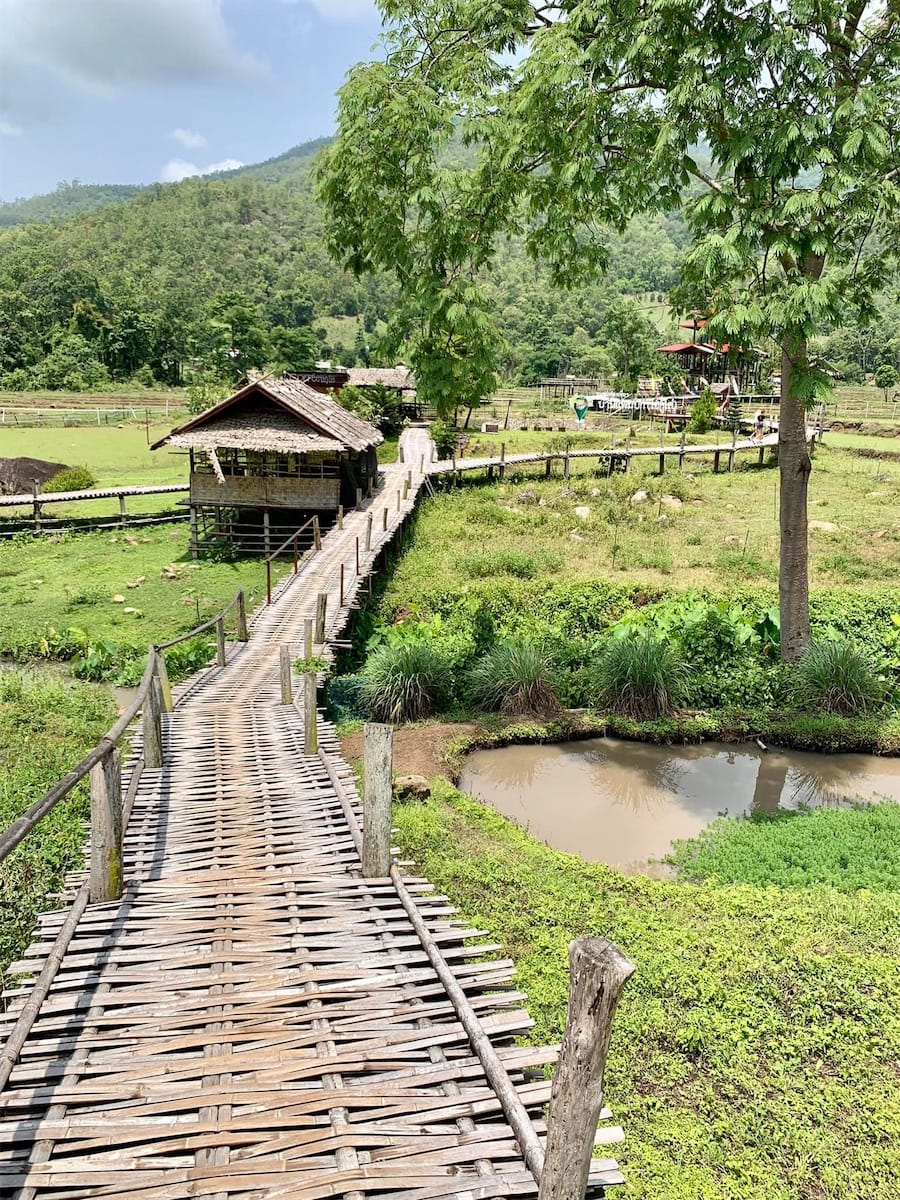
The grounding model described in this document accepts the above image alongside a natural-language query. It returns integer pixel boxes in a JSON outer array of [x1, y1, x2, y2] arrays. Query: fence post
[[398, 444, 405, 463], [539, 937, 635, 1200], [314, 592, 327, 643], [564, 441, 570, 480], [403, 478, 409, 500], [338, 504, 344, 530], [679, 429, 686, 469], [280, 645, 292, 704], [396, 489, 401, 511], [304, 617, 313, 662], [365, 513, 373, 552], [340, 563, 345, 607], [293, 535, 299, 574], [156, 650, 174, 712], [356, 536, 360, 574], [356, 486, 363, 509], [499, 442, 506, 480], [313, 515, 322, 551], [90, 747, 123, 904], [236, 590, 248, 641], [119, 494, 127, 527], [382, 506, 388, 532], [215, 617, 226, 668], [363, 723, 393, 876], [31, 481, 41, 534], [303, 672, 318, 755], [266, 558, 272, 606], [142, 660, 163, 769]]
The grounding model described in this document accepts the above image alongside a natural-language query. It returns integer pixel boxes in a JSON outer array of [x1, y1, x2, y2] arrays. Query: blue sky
[[0, 0, 383, 201]]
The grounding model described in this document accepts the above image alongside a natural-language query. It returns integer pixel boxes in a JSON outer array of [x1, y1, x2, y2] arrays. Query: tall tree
[[319, 0, 900, 660]]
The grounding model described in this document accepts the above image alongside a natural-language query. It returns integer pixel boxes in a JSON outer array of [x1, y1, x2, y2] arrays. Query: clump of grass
[[42, 465, 96, 492], [461, 549, 539, 579], [360, 642, 451, 722], [468, 640, 560, 717], [795, 639, 885, 715], [591, 633, 685, 718]]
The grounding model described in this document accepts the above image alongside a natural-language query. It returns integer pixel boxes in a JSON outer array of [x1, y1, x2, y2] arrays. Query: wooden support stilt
[[189, 506, 199, 560], [539, 937, 635, 1200], [713, 449, 721, 473], [89, 748, 122, 904], [658, 452, 665, 474], [564, 443, 570, 480], [215, 617, 226, 668], [363, 723, 393, 877], [545, 456, 552, 478], [499, 442, 506, 480], [355, 537, 360, 574], [118, 494, 127, 527], [758, 445, 766, 465], [31, 482, 41, 535], [314, 593, 327, 644], [279, 645, 292, 705], [263, 509, 271, 557], [303, 672, 318, 755], [396, 489, 401, 511], [365, 513, 373, 552], [679, 430, 686, 469]]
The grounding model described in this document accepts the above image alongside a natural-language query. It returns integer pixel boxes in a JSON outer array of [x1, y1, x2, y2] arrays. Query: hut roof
[[345, 366, 415, 390], [152, 376, 383, 455]]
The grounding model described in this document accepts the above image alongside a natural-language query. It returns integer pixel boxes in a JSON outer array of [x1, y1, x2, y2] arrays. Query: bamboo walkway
[[0, 429, 624, 1199]]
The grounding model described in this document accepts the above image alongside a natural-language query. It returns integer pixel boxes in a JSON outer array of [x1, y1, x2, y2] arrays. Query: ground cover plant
[[394, 781, 900, 1200], [0, 669, 117, 988], [667, 803, 900, 892]]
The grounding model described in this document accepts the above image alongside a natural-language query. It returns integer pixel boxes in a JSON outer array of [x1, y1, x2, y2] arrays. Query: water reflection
[[459, 738, 900, 872]]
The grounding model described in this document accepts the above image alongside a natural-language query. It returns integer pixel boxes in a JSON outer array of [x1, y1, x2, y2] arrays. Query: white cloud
[[284, 0, 377, 20], [172, 128, 208, 150], [0, 0, 267, 130], [0, 119, 23, 137], [160, 157, 244, 182]]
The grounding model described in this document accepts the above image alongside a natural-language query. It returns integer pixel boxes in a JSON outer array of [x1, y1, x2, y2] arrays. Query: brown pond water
[[458, 739, 900, 875]]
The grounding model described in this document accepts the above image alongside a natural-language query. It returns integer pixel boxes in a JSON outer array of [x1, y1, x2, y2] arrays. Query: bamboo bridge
[[0, 428, 632, 1199]]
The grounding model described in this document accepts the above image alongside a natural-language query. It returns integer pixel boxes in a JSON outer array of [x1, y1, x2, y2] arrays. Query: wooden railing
[[0, 588, 249, 1090], [264, 514, 321, 605]]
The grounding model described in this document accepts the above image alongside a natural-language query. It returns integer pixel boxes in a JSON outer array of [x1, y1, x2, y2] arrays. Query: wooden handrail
[[265, 515, 319, 605]]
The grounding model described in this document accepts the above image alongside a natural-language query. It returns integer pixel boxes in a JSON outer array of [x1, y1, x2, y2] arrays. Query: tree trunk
[[778, 333, 812, 661]]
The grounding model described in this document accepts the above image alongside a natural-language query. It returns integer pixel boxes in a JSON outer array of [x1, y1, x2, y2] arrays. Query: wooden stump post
[[398, 444, 405, 463], [31, 482, 41, 535], [396, 489, 401, 511], [713, 449, 721, 473], [679, 430, 686, 469], [303, 672, 318, 755], [564, 442, 570, 480], [156, 650, 174, 713], [119, 494, 127, 527], [90, 748, 123, 904], [337, 504, 344, 530], [365, 513, 373, 552], [545, 456, 552, 479], [402, 478, 409, 500], [362, 723, 393, 877], [314, 593, 327, 644], [313, 516, 322, 551], [215, 617, 226, 668], [382, 506, 388, 533], [279, 645, 292, 705], [499, 442, 506, 480], [236, 590, 248, 641], [340, 563, 345, 607], [758, 445, 766, 466], [304, 617, 313, 662], [539, 937, 635, 1200], [356, 486, 363, 509], [729, 426, 737, 472], [142, 665, 163, 769], [658, 452, 665, 474]]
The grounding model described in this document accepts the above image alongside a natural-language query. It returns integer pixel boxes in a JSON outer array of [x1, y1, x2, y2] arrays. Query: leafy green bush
[[430, 420, 459, 459], [42, 465, 96, 493], [688, 386, 717, 433], [360, 642, 452, 722], [468, 640, 560, 717], [591, 632, 685, 718], [461, 549, 539, 579], [668, 803, 900, 891], [795, 639, 885, 715]]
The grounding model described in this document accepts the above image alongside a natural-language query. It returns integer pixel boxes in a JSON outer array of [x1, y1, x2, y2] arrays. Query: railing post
[[280, 645, 292, 705], [363, 723, 393, 876], [356, 486, 363, 509], [314, 592, 327, 644], [303, 671, 318, 755], [382, 506, 388, 532], [355, 537, 360, 574], [90, 747, 123, 904], [293, 534, 299, 574], [156, 650, 173, 713], [365, 513, 373, 551], [313, 515, 322, 551], [338, 504, 344, 530], [266, 557, 272, 606], [304, 617, 313, 662], [142, 658, 163, 769], [215, 616, 226, 668], [398, 444, 405, 463], [499, 441, 506, 480], [340, 563, 345, 607], [403, 478, 409, 500], [236, 590, 248, 641], [539, 937, 635, 1200]]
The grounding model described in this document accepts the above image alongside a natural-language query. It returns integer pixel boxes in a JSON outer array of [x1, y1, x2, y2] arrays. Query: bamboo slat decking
[[0, 429, 624, 1198]]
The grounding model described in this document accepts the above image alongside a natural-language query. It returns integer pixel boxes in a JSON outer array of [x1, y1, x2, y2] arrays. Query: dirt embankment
[[0, 456, 67, 495], [341, 722, 479, 778]]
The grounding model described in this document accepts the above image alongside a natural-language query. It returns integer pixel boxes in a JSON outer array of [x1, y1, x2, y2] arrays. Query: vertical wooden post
[[303, 672, 318, 755], [340, 563, 345, 607], [362, 723, 393, 877], [729, 425, 737, 472], [396, 489, 401, 511], [304, 617, 313, 662], [539, 937, 635, 1200], [313, 515, 322, 551], [713, 449, 721, 473], [31, 482, 41, 534], [236, 590, 248, 641], [189, 506, 200, 560], [679, 429, 686, 469], [215, 617, 226, 667], [142, 664, 163, 769], [564, 442, 570, 480], [658, 452, 665, 474], [499, 442, 506, 480], [402, 478, 409, 500], [398, 444, 405, 463], [90, 748, 123, 904], [119, 494, 127, 527], [338, 504, 344, 530], [263, 509, 271, 557], [279, 645, 292, 704], [156, 650, 173, 713], [419, 454, 424, 474], [758, 445, 766, 466], [382, 506, 388, 532], [545, 456, 552, 478], [266, 558, 272, 606], [356, 486, 363, 509], [365, 513, 373, 551], [314, 593, 327, 643], [293, 535, 299, 574], [355, 537, 360, 574]]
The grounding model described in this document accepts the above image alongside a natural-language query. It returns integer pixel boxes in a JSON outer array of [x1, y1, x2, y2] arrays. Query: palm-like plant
[[592, 633, 685, 719], [795, 640, 884, 716], [468, 640, 559, 717], [360, 642, 451, 723]]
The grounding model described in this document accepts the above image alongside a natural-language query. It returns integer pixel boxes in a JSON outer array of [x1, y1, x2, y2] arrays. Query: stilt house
[[152, 375, 382, 556]]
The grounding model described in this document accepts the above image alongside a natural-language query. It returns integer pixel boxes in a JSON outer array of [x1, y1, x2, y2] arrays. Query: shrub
[[795, 639, 885, 715], [430, 420, 459, 459], [688, 386, 717, 433], [462, 549, 539, 579], [43, 465, 96, 493], [468, 640, 560, 717], [360, 642, 451, 722], [591, 632, 686, 718]]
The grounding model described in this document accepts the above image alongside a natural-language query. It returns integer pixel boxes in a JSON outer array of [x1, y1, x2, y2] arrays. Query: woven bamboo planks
[[0, 433, 624, 1198]]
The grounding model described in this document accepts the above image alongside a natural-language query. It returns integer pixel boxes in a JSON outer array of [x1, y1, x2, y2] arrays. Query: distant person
[[753, 410, 765, 440], [573, 395, 590, 428]]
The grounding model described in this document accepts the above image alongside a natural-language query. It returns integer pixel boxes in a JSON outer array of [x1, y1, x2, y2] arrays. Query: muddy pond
[[459, 738, 900, 876]]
